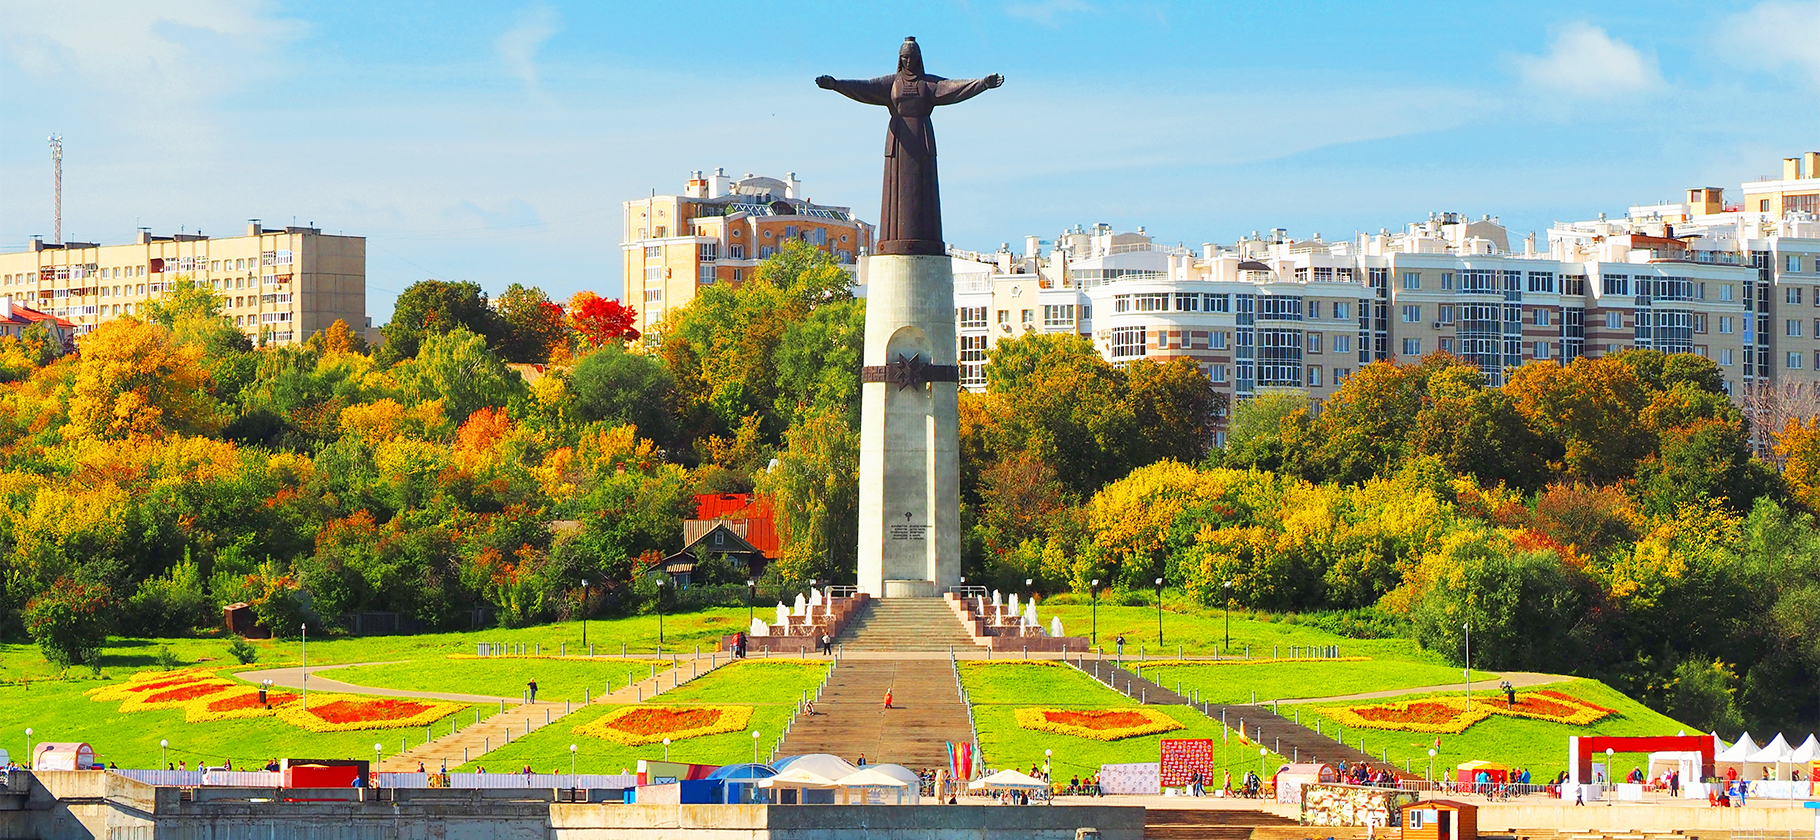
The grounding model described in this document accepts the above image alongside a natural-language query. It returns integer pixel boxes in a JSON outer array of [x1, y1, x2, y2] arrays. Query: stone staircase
[[1070, 658, 1414, 778], [836, 598, 977, 652], [1144, 808, 1312, 840], [773, 659, 974, 769]]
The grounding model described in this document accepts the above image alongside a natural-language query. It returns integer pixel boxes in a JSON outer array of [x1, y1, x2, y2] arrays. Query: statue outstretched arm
[[815, 74, 893, 106], [933, 73, 1003, 106]]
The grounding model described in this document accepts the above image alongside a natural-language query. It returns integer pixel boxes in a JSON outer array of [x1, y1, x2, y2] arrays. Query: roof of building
[[1236, 260, 1273, 272], [1, 301, 75, 328]]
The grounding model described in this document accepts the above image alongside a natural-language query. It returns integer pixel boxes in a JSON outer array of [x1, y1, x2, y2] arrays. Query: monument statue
[[816, 38, 1002, 598], [816, 37, 1003, 256]]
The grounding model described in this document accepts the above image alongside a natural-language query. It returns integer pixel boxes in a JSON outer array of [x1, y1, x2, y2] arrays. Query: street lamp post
[[373, 742, 382, 773], [1259, 746, 1268, 777], [751, 731, 761, 766], [1154, 577, 1165, 645], [1223, 581, 1233, 654], [580, 579, 589, 651], [160, 739, 168, 770], [747, 579, 757, 625], [301, 622, 309, 710], [1090, 580, 1100, 646], [656, 577, 666, 645], [1428, 748, 1436, 781], [24, 728, 32, 768], [1044, 748, 1052, 780], [570, 744, 578, 775], [1462, 622, 1471, 711], [663, 737, 672, 762]]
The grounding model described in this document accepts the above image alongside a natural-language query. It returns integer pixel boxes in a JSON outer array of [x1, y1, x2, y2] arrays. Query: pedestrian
[[417, 761, 426, 774], [527, 678, 538, 704], [857, 753, 867, 767], [1190, 769, 1204, 797], [820, 633, 831, 655], [883, 688, 893, 709], [1115, 634, 1125, 657]]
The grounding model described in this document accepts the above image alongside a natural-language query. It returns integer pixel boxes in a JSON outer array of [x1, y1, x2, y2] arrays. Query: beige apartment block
[[0, 223, 365, 345], [623, 169, 874, 337]]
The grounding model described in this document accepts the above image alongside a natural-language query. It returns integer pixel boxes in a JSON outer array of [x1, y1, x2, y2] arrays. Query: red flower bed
[[146, 683, 234, 703], [207, 692, 298, 712], [1041, 710, 1153, 730], [127, 675, 211, 694], [305, 699, 437, 724], [608, 708, 722, 735], [1350, 701, 1458, 725], [1535, 690, 1616, 714]]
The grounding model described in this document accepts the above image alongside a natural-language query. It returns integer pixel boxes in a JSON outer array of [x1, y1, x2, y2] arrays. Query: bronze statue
[[817, 37, 1003, 256]]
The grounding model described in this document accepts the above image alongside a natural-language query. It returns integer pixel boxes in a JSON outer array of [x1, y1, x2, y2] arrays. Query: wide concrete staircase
[[774, 659, 974, 769], [1143, 809, 1314, 840], [836, 598, 976, 652]]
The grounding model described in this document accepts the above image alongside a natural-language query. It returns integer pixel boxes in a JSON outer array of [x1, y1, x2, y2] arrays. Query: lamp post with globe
[[1428, 748, 1437, 782], [160, 739, 168, 770], [570, 744, 578, 775], [751, 731, 761, 766]]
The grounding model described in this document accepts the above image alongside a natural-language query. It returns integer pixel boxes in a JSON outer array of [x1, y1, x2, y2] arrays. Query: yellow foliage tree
[[64, 317, 216, 441], [1774, 416, 1820, 513]]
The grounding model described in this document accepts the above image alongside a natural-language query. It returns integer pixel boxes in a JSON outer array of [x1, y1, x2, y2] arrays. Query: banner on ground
[[1159, 738, 1215, 787], [1098, 762, 1160, 795]]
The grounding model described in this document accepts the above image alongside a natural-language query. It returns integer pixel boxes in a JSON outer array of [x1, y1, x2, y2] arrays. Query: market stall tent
[[968, 769, 1049, 790], [1453, 761, 1507, 787], [836, 767, 917, 805], [31, 743, 94, 772], [1274, 763, 1338, 804]]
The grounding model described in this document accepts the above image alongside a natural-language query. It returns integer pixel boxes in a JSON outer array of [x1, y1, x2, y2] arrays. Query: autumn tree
[[1413, 364, 1558, 491], [568, 291, 640, 350], [1125, 356, 1219, 466], [23, 578, 112, 669], [496, 284, 568, 363], [66, 317, 218, 440], [305, 318, 368, 355], [395, 328, 525, 424], [1504, 356, 1653, 483]]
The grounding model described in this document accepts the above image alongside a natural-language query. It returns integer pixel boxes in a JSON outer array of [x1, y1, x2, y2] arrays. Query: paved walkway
[[1270, 670, 1565, 705], [234, 662, 519, 704]]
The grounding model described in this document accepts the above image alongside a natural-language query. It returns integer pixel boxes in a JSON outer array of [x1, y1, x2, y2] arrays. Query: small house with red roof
[[0, 297, 76, 353]]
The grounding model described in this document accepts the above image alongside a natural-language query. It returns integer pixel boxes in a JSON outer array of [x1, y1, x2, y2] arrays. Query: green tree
[[758, 406, 859, 585], [1665, 658, 1746, 735], [23, 578, 112, 669], [1413, 365, 1558, 491], [496, 284, 568, 363], [1126, 356, 1219, 466], [1212, 391, 1307, 473], [1308, 356, 1465, 485], [568, 343, 677, 444], [380, 280, 504, 361], [980, 333, 1141, 495], [395, 328, 525, 424], [124, 559, 213, 636], [1411, 542, 1593, 672]]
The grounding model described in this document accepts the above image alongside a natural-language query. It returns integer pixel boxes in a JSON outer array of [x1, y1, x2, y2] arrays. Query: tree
[[395, 328, 525, 424], [1777, 416, 1820, 513], [979, 333, 1141, 495], [568, 291, 639, 349], [66, 317, 218, 440], [1410, 541, 1593, 672], [1308, 356, 1465, 485], [305, 318, 368, 355], [380, 280, 503, 361], [1213, 391, 1308, 473], [1126, 356, 1218, 466], [23, 578, 112, 669], [1665, 658, 1746, 734], [1504, 356, 1653, 483], [1413, 365, 1557, 491], [568, 342, 677, 444], [124, 559, 212, 636], [496, 284, 569, 363], [758, 406, 859, 585]]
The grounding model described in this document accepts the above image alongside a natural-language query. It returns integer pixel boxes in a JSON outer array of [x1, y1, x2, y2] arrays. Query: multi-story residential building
[[622, 169, 874, 336], [0, 223, 366, 345]]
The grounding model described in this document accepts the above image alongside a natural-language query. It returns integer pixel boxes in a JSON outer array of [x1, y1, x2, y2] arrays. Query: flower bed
[[576, 705, 754, 746], [1324, 689, 1616, 734], [278, 696, 465, 732], [1013, 707, 1184, 741], [91, 669, 460, 730]]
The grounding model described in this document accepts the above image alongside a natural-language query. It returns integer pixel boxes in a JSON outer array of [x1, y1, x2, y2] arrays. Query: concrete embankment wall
[[550, 803, 1147, 840], [1475, 801, 1814, 833]]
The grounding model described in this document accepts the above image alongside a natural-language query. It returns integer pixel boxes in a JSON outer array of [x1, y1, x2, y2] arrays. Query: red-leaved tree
[[568, 292, 640, 348]]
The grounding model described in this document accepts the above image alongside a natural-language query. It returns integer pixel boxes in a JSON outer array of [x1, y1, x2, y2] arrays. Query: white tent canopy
[[772, 754, 858, 780], [837, 768, 911, 788], [1715, 732, 1757, 763], [968, 769, 1049, 790], [758, 768, 839, 789], [1790, 735, 1820, 763], [1747, 733, 1793, 764]]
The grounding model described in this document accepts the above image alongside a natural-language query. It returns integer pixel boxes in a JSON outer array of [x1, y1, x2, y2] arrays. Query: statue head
[[897, 36, 924, 78]]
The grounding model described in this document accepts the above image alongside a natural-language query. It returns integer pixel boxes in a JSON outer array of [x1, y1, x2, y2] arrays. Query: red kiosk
[[1568, 735, 1714, 787]]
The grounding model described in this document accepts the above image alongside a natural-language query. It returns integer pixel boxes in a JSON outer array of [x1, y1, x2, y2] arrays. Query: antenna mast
[[48, 135, 63, 244]]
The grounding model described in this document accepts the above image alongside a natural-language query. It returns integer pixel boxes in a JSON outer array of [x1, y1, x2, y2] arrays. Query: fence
[[111, 770, 636, 790]]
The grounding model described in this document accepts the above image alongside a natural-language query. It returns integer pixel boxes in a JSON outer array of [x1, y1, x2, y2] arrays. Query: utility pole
[[48, 135, 63, 243]]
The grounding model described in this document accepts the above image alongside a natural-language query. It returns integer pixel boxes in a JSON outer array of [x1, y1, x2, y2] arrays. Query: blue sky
[[2, 1, 1817, 324]]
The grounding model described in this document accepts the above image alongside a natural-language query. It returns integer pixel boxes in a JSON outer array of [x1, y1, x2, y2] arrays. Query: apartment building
[[0, 223, 366, 345], [623, 169, 874, 336]]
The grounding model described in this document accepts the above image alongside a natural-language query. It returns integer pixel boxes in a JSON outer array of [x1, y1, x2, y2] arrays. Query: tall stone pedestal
[[856, 254, 960, 598]]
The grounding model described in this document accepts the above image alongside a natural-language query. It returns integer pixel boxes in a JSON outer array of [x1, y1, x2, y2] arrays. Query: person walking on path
[[527, 678, 538, 704], [820, 633, 831, 655], [883, 688, 894, 709], [1115, 635, 1125, 658]]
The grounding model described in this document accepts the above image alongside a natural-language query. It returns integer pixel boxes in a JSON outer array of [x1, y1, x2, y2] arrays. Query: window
[[997, 310, 1009, 324], [1335, 368, 1352, 380], [1602, 274, 1630, 296], [1307, 333, 1322, 353], [1333, 302, 1351, 320], [1720, 348, 1733, 366], [644, 267, 662, 282], [1441, 272, 1455, 291], [1439, 337, 1455, 354], [698, 265, 716, 284], [1307, 366, 1322, 387], [1401, 338, 1421, 356], [1334, 335, 1351, 353], [1790, 351, 1805, 370], [1109, 326, 1146, 358], [1401, 304, 1422, 323], [1204, 293, 1231, 313], [1439, 304, 1455, 324], [1042, 305, 1075, 327], [643, 289, 662, 304], [1211, 332, 1229, 350], [1020, 309, 1033, 324], [1535, 309, 1551, 326], [759, 245, 776, 259], [1528, 271, 1556, 293], [1720, 284, 1734, 302], [1790, 255, 1804, 273], [654, 226, 666, 237], [1308, 301, 1322, 319], [698, 243, 718, 261], [1790, 319, 1803, 337], [728, 244, 746, 260], [1719, 316, 1734, 334], [959, 335, 987, 387], [1175, 293, 1199, 312], [1209, 364, 1227, 383], [1606, 311, 1622, 329], [1402, 272, 1420, 290], [959, 307, 988, 328], [1789, 287, 1804, 305], [644, 246, 661, 259]]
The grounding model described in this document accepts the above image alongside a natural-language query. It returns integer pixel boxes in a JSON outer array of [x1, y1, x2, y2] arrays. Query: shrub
[[155, 645, 181, 670], [125, 560, 214, 636], [228, 639, 260, 665], [23, 579, 112, 669]]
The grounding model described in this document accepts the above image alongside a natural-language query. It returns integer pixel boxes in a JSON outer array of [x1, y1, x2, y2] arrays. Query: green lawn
[[959, 660, 1284, 784], [0, 671, 495, 770], [1296, 679, 1693, 780], [455, 660, 832, 773], [1134, 660, 1496, 704], [330, 657, 675, 702], [1035, 605, 1450, 663]]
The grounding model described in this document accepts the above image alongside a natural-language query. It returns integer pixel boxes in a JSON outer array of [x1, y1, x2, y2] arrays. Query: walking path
[[1270, 670, 1564, 705]]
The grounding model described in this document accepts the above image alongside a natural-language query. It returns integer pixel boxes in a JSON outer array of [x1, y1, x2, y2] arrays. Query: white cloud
[[497, 3, 560, 95], [1512, 22, 1661, 97], [1720, 1, 1820, 88], [1005, 0, 1095, 27], [0, 0, 302, 104]]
